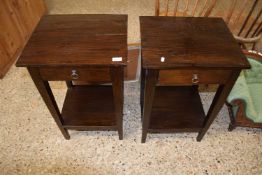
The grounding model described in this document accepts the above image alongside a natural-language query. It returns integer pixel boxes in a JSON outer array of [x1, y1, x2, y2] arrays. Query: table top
[[140, 16, 250, 69], [16, 14, 127, 67]]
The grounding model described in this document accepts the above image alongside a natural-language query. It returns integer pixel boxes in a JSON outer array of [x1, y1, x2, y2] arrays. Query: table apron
[[158, 69, 232, 86], [38, 67, 111, 82]]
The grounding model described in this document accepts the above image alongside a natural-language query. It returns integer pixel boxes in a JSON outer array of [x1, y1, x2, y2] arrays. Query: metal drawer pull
[[192, 74, 199, 84], [71, 69, 79, 79]]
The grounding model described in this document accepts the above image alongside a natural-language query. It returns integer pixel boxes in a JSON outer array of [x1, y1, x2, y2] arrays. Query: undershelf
[[61, 85, 117, 130], [148, 86, 205, 133]]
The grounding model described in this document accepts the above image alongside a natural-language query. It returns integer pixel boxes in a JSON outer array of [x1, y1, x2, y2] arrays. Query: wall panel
[[0, 0, 46, 78]]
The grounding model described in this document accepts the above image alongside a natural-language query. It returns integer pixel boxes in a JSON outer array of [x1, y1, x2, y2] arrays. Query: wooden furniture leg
[[28, 67, 70, 139], [110, 67, 124, 140], [197, 71, 240, 141], [66, 81, 73, 88], [142, 69, 159, 143], [226, 102, 237, 131], [140, 68, 146, 117], [227, 100, 262, 130]]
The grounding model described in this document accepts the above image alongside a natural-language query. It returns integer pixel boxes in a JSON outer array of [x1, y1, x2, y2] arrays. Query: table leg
[[110, 67, 124, 140], [28, 67, 70, 139], [197, 70, 240, 141], [66, 81, 73, 88], [142, 69, 159, 143], [140, 68, 145, 117]]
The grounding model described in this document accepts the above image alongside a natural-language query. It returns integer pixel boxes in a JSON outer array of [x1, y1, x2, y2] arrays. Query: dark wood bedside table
[[140, 16, 250, 143], [16, 14, 127, 140]]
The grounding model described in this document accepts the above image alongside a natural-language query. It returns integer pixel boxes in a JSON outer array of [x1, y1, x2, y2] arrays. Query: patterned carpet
[[1, 66, 261, 175]]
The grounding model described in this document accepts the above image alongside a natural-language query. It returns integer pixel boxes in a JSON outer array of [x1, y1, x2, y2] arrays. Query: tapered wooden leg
[[140, 68, 146, 118], [141, 69, 159, 143], [110, 66, 124, 140], [28, 67, 70, 139], [197, 71, 240, 141], [226, 102, 237, 131], [228, 123, 236, 131], [66, 81, 73, 88]]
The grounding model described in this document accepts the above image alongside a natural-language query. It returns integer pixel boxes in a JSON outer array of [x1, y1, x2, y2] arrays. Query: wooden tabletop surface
[[16, 14, 127, 67], [140, 16, 250, 69]]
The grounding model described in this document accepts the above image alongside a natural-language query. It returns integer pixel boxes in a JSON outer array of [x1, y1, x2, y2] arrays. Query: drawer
[[39, 67, 111, 82], [158, 69, 232, 85]]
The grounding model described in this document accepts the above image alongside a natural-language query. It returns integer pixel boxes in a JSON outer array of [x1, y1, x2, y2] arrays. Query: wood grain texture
[[61, 86, 117, 129], [110, 67, 124, 140], [140, 17, 250, 142], [154, 0, 262, 52], [16, 14, 128, 67], [0, 1, 23, 57], [149, 86, 205, 132], [156, 0, 216, 17], [140, 16, 250, 69], [227, 100, 262, 130], [226, 51, 262, 130], [70, 47, 140, 85], [158, 69, 232, 85], [19, 15, 127, 139], [197, 70, 241, 141], [203, 0, 217, 17], [192, 0, 200, 16], [39, 67, 111, 82], [225, 0, 237, 24], [0, 0, 46, 78], [141, 69, 159, 143], [0, 43, 11, 74], [28, 67, 70, 139], [140, 68, 146, 116], [125, 48, 139, 80], [238, 0, 259, 36]]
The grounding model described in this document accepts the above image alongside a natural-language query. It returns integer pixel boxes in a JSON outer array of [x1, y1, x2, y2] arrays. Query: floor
[[1, 0, 262, 174]]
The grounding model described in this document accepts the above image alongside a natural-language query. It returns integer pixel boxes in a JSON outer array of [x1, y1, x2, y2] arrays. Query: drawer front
[[158, 69, 232, 85], [39, 67, 111, 82]]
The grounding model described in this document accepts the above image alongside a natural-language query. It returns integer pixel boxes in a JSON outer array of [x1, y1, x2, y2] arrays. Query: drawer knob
[[71, 70, 79, 79], [192, 74, 199, 84]]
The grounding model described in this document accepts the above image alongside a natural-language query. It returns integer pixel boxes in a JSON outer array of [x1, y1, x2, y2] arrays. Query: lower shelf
[[148, 86, 205, 133], [61, 85, 117, 130]]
